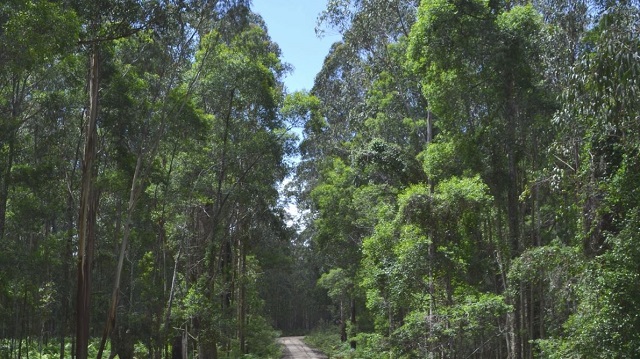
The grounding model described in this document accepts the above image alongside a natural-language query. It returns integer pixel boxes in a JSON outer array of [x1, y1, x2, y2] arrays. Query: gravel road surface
[[278, 336, 327, 359]]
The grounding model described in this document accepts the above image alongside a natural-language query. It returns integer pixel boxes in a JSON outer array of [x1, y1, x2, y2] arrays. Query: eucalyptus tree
[[71, 0, 159, 355], [68, 1, 255, 358], [408, 1, 557, 355], [0, 2, 81, 357], [299, 0, 428, 347], [313, 0, 426, 152], [93, 27, 208, 358], [172, 8, 293, 357], [535, 3, 640, 357]]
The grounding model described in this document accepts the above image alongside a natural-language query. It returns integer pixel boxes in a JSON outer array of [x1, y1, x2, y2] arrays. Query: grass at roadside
[[303, 324, 393, 359], [303, 324, 343, 356]]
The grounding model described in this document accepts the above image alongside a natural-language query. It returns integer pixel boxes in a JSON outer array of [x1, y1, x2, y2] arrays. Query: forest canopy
[[1, 0, 640, 358]]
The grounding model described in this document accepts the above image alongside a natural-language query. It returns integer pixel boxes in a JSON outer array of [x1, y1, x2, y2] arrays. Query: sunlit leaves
[[360, 175, 494, 351], [196, 25, 286, 128], [541, 5, 640, 356], [282, 91, 323, 131], [1, 0, 80, 72], [317, 268, 353, 303]]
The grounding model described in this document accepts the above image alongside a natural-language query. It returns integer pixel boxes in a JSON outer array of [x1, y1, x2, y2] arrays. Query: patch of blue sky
[[251, 0, 341, 93]]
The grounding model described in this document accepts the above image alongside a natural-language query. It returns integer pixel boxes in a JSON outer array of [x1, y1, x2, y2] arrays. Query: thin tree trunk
[[349, 297, 357, 350], [60, 190, 75, 359], [163, 247, 182, 343], [339, 301, 346, 343], [97, 153, 144, 359], [76, 46, 100, 359], [0, 137, 12, 241], [504, 71, 522, 359], [0, 75, 22, 241], [495, 217, 515, 359], [238, 240, 247, 354]]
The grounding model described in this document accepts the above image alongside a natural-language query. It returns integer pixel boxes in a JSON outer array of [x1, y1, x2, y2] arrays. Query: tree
[[408, 1, 555, 355], [538, 4, 640, 357], [298, 1, 429, 348], [0, 2, 81, 357], [173, 8, 294, 357]]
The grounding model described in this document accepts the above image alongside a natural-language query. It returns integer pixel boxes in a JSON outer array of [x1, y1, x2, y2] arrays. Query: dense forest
[[1, 0, 639, 358]]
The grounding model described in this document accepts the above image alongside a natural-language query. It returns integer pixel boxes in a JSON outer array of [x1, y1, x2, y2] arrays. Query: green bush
[[304, 324, 345, 357], [304, 324, 394, 359], [0, 337, 110, 359], [244, 315, 282, 358]]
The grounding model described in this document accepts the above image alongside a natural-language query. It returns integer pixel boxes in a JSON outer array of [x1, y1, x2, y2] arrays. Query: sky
[[251, 1, 340, 228], [251, 0, 341, 92]]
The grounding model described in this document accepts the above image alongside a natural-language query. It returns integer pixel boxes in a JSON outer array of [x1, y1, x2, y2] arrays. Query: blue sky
[[251, 0, 341, 92], [250, 1, 338, 224]]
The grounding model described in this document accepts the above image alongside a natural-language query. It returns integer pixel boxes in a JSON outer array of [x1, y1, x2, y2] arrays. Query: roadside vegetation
[[1, 0, 639, 358]]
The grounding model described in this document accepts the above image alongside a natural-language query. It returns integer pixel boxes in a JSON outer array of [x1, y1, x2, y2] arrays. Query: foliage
[[303, 324, 350, 358], [0, 337, 110, 359], [3, 0, 640, 357], [0, 2, 297, 358], [300, 0, 640, 358]]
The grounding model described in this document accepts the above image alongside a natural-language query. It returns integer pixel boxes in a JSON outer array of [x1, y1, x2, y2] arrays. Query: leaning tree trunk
[[97, 153, 144, 359]]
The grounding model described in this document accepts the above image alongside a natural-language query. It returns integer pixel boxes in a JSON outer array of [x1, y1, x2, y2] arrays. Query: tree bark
[[349, 298, 357, 350], [164, 247, 182, 331], [238, 238, 247, 354], [0, 136, 12, 241], [76, 46, 100, 359]]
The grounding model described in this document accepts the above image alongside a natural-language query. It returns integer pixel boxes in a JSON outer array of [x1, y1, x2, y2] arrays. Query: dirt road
[[278, 336, 327, 359]]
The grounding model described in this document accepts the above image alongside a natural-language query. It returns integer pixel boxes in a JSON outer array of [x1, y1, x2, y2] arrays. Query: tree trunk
[[349, 297, 356, 350], [504, 71, 523, 359], [238, 239, 247, 354], [76, 47, 100, 359], [0, 136, 12, 241], [97, 153, 143, 359], [60, 186, 76, 359], [339, 301, 346, 343], [163, 247, 182, 339], [0, 75, 22, 241], [171, 333, 186, 359]]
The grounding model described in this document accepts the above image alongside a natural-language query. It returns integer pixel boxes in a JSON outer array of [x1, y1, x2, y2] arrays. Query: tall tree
[[538, 4, 640, 357], [174, 7, 293, 357], [408, 1, 553, 355]]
